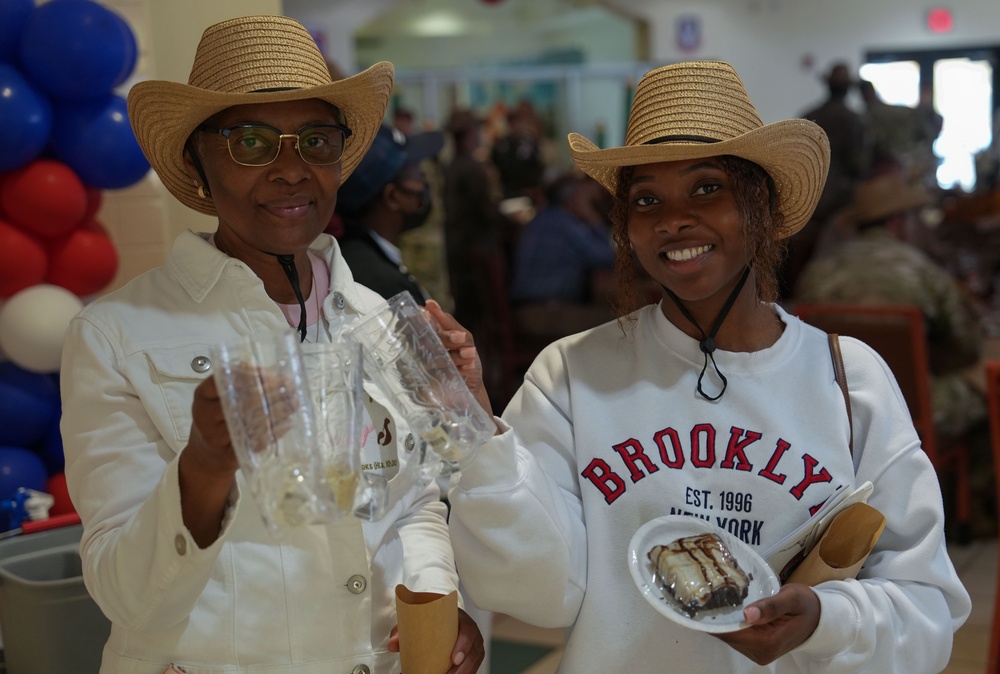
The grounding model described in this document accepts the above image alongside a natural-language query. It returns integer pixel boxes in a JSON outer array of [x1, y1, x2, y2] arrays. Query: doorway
[[862, 45, 999, 192]]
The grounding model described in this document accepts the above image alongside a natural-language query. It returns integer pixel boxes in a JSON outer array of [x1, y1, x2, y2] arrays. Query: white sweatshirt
[[449, 303, 970, 673]]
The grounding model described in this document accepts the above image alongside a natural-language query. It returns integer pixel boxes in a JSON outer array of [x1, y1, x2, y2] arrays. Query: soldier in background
[[796, 172, 985, 441]]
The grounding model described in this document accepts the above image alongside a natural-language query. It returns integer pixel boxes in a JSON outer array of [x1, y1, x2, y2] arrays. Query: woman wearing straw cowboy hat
[[59, 15, 483, 674], [438, 61, 969, 672]]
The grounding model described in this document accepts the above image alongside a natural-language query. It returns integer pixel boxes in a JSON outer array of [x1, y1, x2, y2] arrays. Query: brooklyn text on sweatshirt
[[581, 421, 843, 547]]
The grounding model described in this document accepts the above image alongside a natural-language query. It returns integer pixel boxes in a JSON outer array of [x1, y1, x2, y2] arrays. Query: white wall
[[617, 0, 1000, 123]]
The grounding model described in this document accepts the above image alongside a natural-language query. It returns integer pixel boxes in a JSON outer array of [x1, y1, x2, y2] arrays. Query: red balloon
[[46, 225, 119, 297], [0, 159, 87, 239], [83, 186, 103, 222], [0, 172, 8, 218], [46, 472, 76, 516], [0, 219, 47, 298]]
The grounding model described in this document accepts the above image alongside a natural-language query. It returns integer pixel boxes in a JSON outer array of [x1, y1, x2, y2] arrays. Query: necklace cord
[[274, 254, 308, 342], [662, 265, 752, 401]]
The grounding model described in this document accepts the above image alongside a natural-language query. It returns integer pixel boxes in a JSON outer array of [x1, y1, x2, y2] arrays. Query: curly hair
[[608, 156, 786, 332]]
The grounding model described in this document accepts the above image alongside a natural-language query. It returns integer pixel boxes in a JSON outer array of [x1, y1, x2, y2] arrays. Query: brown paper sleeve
[[395, 585, 458, 674], [786, 502, 886, 586]]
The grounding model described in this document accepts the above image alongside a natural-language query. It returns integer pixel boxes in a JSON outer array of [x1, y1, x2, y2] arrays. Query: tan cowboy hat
[[568, 61, 830, 237], [127, 15, 394, 216], [851, 173, 932, 224]]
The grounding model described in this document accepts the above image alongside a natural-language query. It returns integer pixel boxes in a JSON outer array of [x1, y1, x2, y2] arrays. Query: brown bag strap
[[828, 333, 854, 457]]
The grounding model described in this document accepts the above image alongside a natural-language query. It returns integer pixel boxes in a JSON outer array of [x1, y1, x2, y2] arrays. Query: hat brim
[[128, 61, 394, 216], [853, 183, 931, 224], [568, 118, 830, 238]]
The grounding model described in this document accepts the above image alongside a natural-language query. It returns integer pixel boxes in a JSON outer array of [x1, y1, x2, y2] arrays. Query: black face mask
[[400, 184, 433, 231]]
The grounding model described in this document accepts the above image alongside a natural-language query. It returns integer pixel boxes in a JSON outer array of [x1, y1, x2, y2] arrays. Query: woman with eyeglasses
[[59, 16, 484, 674]]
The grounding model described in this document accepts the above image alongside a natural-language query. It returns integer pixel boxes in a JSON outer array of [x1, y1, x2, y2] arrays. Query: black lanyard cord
[[662, 265, 751, 401], [274, 253, 308, 342]]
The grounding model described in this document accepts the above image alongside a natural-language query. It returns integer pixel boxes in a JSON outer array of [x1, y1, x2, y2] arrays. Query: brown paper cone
[[395, 585, 458, 674], [786, 502, 886, 586]]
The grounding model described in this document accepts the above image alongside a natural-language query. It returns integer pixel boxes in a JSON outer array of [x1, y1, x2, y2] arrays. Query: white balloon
[[0, 284, 84, 373]]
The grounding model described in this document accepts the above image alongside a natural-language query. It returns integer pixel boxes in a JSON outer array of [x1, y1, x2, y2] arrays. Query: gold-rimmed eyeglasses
[[198, 123, 353, 166]]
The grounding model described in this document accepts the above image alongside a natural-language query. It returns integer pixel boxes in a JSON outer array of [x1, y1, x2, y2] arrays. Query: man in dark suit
[[334, 124, 444, 304]]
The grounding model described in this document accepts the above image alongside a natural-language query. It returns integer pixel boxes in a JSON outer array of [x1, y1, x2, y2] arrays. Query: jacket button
[[191, 356, 211, 373], [347, 574, 367, 594], [174, 534, 187, 556], [333, 292, 346, 310], [351, 666, 370, 674], [404, 433, 415, 452]]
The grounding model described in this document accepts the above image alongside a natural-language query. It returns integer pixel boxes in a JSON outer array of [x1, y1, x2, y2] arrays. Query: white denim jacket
[[61, 232, 458, 674]]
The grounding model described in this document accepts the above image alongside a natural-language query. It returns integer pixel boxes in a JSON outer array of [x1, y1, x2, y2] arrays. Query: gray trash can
[[0, 524, 110, 673]]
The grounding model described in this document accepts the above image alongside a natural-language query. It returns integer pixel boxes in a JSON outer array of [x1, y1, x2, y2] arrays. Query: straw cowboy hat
[[851, 173, 932, 225], [568, 61, 830, 237], [127, 15, 394, 216]]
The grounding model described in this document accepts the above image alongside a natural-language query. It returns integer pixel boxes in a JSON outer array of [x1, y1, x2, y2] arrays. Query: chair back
[[986, 360, 1000, 673], [793, 303, 938, 463]]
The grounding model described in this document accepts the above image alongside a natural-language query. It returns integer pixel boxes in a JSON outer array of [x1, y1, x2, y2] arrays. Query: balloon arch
[[0, 0, 150, 528]]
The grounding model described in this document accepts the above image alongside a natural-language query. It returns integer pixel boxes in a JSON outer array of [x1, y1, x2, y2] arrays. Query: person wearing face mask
[[335, 124, 444, 304]]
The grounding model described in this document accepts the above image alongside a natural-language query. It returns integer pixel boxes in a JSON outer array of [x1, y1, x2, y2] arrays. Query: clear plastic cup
[[211, 330, 329, 535], [343, 291, 495, 475], [300, 341, 372, 519]]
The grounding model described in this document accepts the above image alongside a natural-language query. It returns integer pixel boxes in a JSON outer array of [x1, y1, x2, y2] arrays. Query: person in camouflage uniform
[[796, 173, 986, 440], [858, 80, 939, 187]]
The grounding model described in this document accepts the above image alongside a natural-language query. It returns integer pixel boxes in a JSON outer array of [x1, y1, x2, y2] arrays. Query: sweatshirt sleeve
[[788, 338, 971, 672], [447, 352, 588, 628], [397, 478, 461, 598]]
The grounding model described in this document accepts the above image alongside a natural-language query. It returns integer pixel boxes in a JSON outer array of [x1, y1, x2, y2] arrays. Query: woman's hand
[[386, 608, 486, 673], [424, 300, 494, 419], [178, 375, 241, 548], [713, 583, 820, 665], [450, 608, 487, 672]]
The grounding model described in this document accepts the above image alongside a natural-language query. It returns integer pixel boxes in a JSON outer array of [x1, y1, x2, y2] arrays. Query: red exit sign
[[927, 8, 954, 33]]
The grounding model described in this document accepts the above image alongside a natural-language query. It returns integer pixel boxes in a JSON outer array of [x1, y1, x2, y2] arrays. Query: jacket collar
[[166, 230, 375, 315]]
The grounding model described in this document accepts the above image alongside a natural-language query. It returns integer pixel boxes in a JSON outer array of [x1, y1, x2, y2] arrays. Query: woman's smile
[[663, 243, 715, 262], [261, 199, 314, 219]]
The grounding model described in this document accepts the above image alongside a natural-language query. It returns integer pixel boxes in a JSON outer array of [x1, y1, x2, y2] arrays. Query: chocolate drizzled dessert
[[648, 532, 751, 617]]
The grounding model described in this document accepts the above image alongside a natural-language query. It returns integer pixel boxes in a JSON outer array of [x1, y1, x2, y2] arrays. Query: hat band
[[644, 134, 721, 145], [254, 87, 300, 93]]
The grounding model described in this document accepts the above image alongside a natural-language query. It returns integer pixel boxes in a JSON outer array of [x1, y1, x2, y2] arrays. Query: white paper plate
[[627, 515, 780, 633]]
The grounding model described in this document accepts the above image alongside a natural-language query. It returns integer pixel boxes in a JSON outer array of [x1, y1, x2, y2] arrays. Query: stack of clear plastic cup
[[211, 330, 329, 536], [343, 291, 495, 480], [300, 341, 388, 522]]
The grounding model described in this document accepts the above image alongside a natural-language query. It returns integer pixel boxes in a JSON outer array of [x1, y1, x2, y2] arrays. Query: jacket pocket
[[141, 344, 217, 447]]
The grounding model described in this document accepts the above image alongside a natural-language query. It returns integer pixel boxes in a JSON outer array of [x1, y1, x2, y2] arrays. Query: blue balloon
[[0, 446, 48, 501], [53, 94, 150, 189], [0, 361, 60, 402], [107, 6, 138, 88], [18, 0, 138, 101], [0, 362, 61, 448], [0, 63, 52, 171], [0, 0, 35, 64], [36, 423, 65, 475]]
